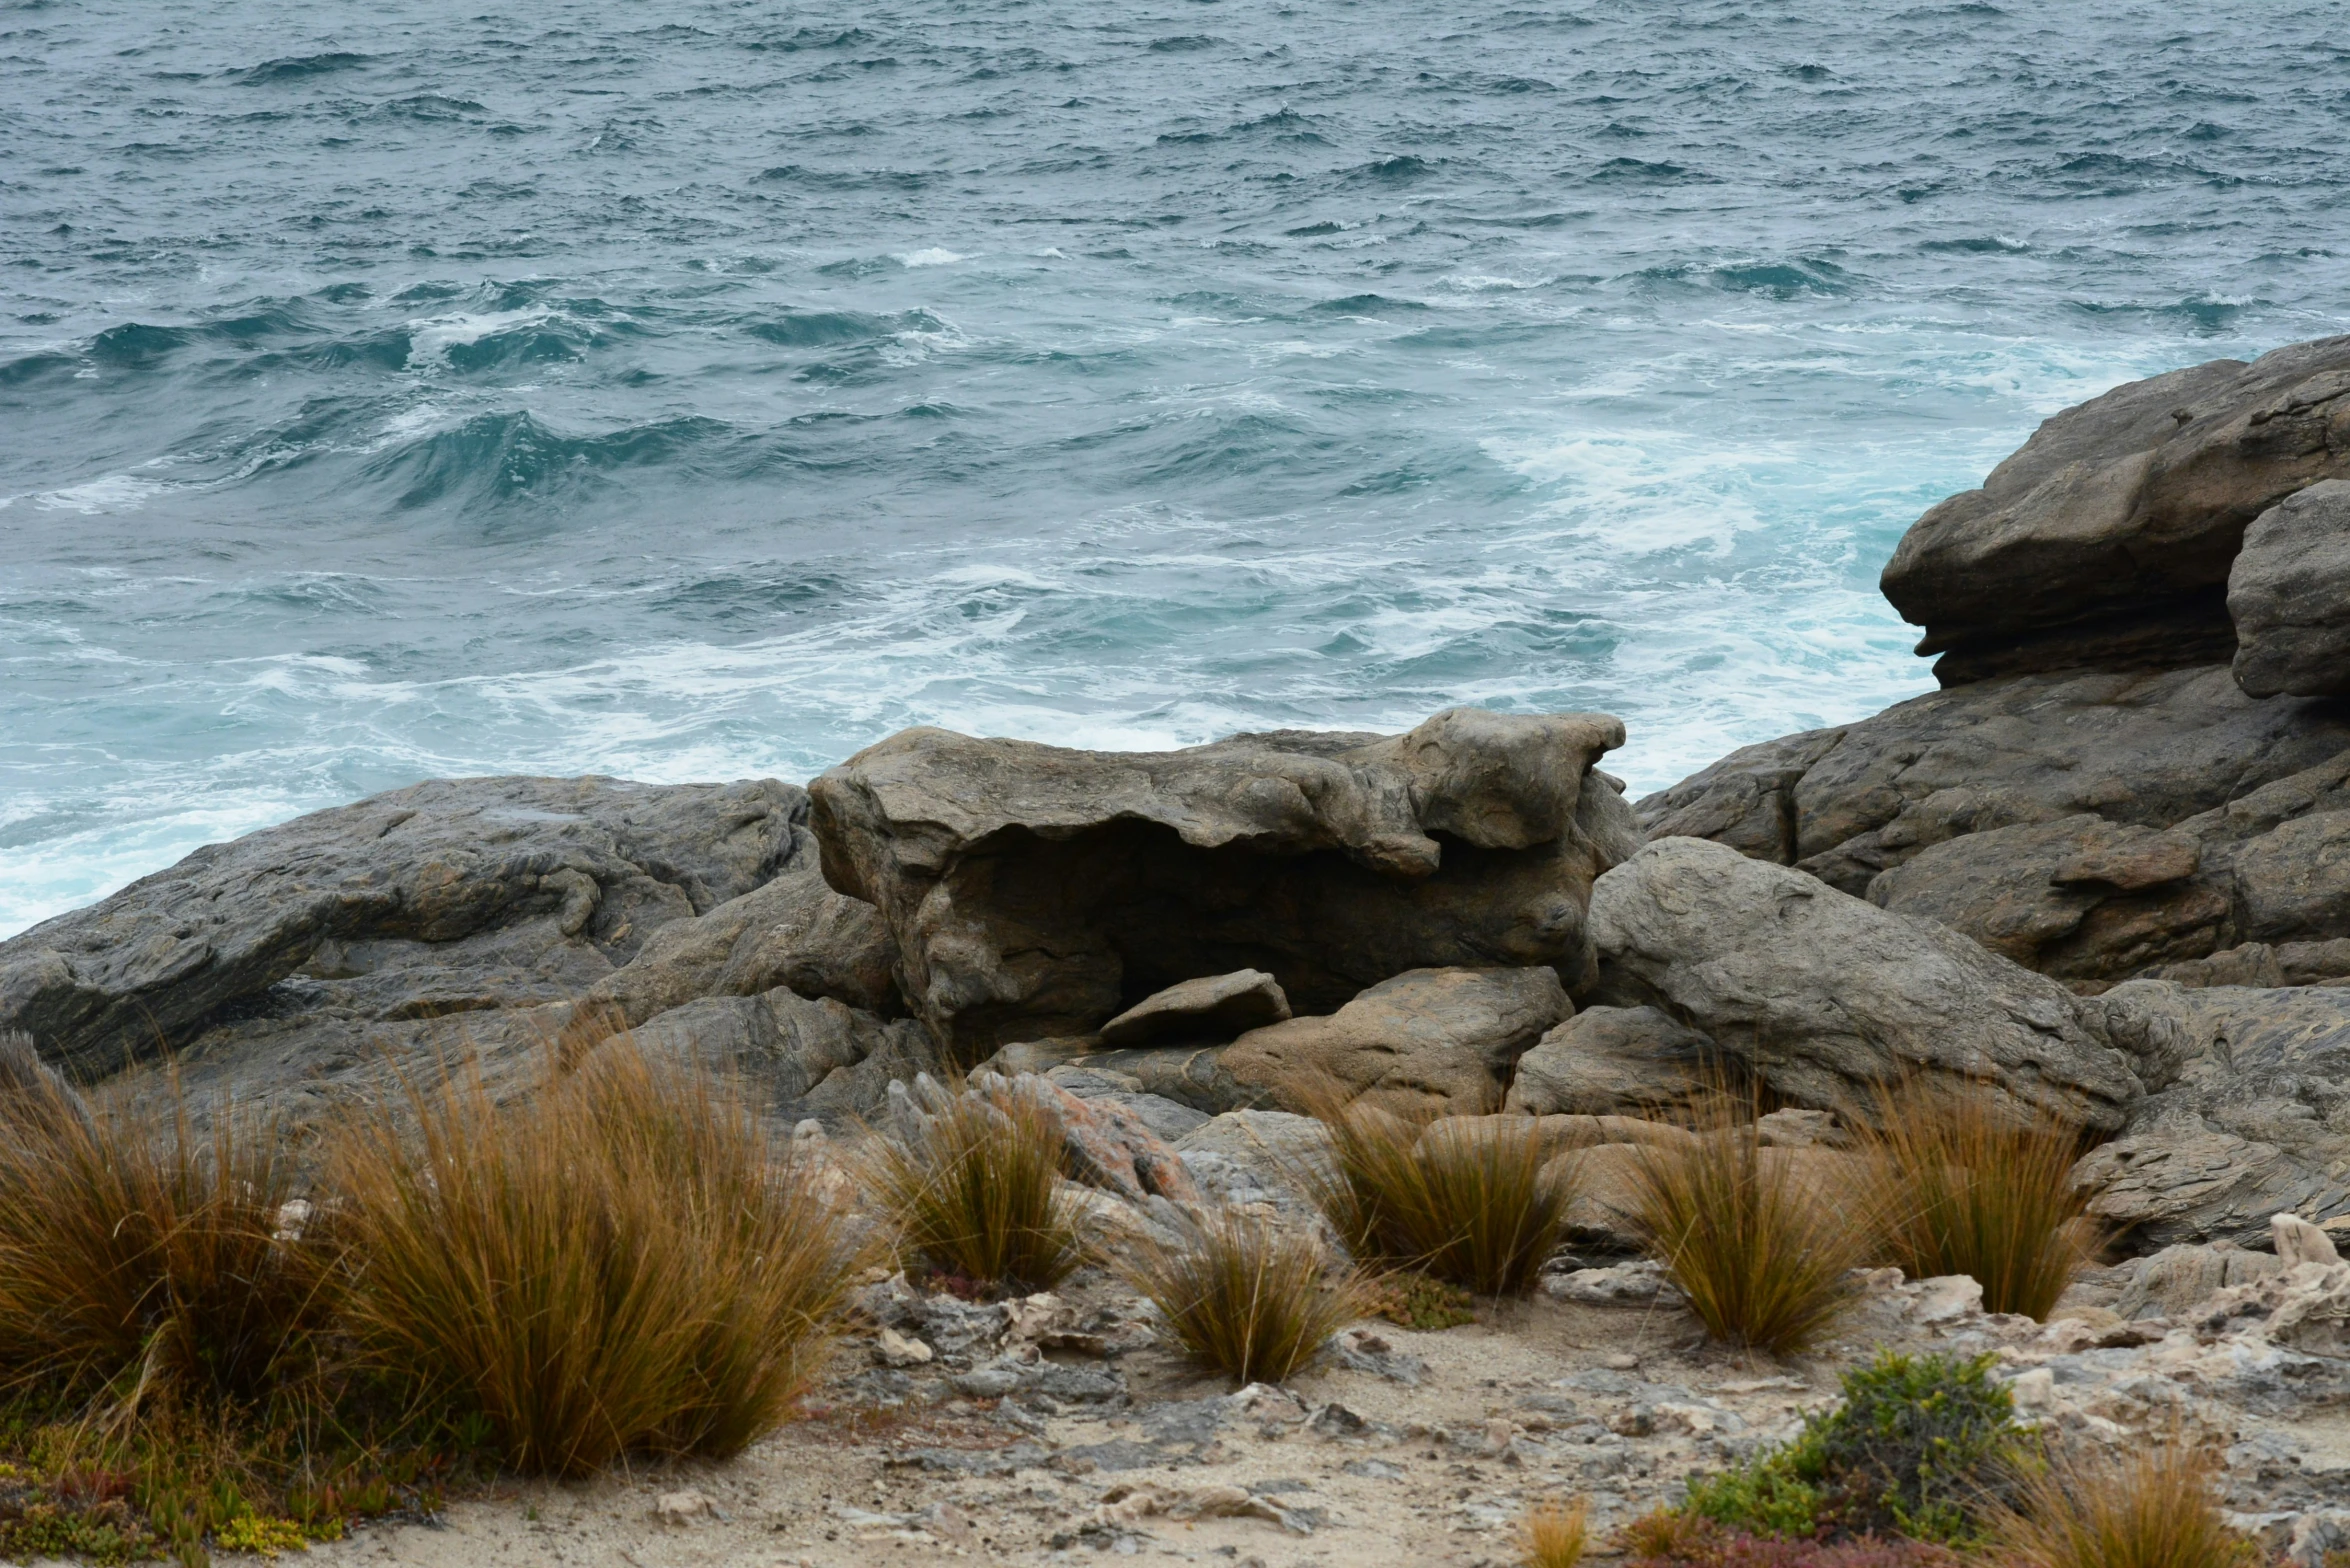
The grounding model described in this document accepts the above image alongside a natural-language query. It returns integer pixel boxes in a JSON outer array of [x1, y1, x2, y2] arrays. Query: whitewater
[[3, 0, 2347, 937]]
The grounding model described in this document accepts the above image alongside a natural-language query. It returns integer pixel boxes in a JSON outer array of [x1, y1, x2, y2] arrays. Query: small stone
[[1603, 1352, 1640, 1370], [653, 1488, 713, 1524], [875, 1327, 934, 1367]]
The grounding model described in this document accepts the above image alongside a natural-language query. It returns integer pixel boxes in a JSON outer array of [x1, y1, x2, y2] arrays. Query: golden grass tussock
[[329, 1038, 857, 1477], [1852, 1078, 2099, 1321], [1303, 1095, 1578, 1297], [1992, 1440, 2257, 1568], [1519, 1494, 1592, 1568], [0, 1034, 334, 1411], [865, 1086, 1087, 1295], [1623, 1088, 1870, 1355], [1119, 1207, 1367, 1385]]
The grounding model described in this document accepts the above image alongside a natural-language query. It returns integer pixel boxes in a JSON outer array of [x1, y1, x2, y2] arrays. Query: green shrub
[[1683, 1352, 2029, 1546]]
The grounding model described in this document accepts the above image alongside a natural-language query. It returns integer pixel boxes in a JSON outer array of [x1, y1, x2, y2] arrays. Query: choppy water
[[4, 1, 2348, 937]]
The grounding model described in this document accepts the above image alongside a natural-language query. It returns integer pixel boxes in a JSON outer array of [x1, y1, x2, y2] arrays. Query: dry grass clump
[[1992, 1440, 2256, 1568], [866, 1088, 1087, 1296], [1853, 1080, 2098, 1320], [1520, 1495, 1592, 1568], [330, 1040, 856, 1476], [0, 1033, 332, 1410], [1624, 1090, 1869, 1355], [1120, 1208, 1367, 1384], [1304, 1100, 1577, 1296]]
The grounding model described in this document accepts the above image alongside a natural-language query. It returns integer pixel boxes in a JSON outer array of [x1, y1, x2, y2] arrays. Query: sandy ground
[[277, 1264, 2350, 1568]]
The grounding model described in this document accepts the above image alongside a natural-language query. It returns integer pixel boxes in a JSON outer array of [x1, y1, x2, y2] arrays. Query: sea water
[[4, 0, 2347, 936]]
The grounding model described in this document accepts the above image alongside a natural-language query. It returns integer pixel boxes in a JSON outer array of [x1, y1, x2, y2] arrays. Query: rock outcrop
[[626, 986, 938, 1125], [1502, 1005, 1719, 1116], [1097, 971, 1291, 1049], [0, 776, 812, 1078], [1880, 335, 2350, 686], [2072, 982, 2350, 1249], [1587, 837, 2144, 1128], [810, 708, 1636, 1063], [2231, 479, 2350, 698], [1219, 965, 1572, 1117]]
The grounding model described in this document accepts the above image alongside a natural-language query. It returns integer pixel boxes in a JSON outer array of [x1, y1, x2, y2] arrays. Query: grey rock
[[2073, 982, 2350, 1248], [2232, 480, 2350, 698], [1221, 965, 1573, 1116], [1097, 970, 1291, 1048], [1051, 1043, 1268, 1115], [1880, 336, 2350, 685], [1638, 666, 2350, 987], [0, 775, 808, 1078], [1588, 838, 2143, 1129], [2110, 1242, 2286, 1320], [1174, 1109, 1336, 1190], [1503, 1005, 1719, 1116], [626, 986, 940, 1124], [1042, 1065, 1214, 1144], [808, 707, 1635, 1064]]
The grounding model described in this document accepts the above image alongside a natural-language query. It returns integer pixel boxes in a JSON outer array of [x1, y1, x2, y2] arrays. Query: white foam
[[403, 306, 558, 369], [894, 247, 966, 267], [29, 475, 174, 514]]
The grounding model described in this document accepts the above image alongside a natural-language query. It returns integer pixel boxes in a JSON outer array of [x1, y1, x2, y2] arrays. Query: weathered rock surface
[[2072, 982, 2350, 1249], [2232, 480, 2350, 698], [1097, 971, 1291, 1049], [1220, 966, 1572, 1116], [808, 708, 1636, 1063], [626, 986, 939, 1125], [1881, 335, 2350, 685], [1050, 1044, 1266, 1115], [1640, 665, 2350, 987], [1588, 838, 2144, 1128], [0, 776, 811, 1078], [1502, 1005, 1719, 1116]]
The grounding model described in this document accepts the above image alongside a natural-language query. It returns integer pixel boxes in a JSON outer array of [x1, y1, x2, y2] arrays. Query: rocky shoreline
[[4, 335, 2349, 1564]]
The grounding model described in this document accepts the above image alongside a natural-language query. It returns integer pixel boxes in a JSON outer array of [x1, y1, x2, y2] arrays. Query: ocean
[[4, 0, 2347, 937]]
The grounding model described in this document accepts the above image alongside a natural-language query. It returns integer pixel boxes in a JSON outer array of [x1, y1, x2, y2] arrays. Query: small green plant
[[1854, 1080, 2099, 1320], [1119, 1208, 1367, 1385], [1622, 1088, 1869, 1354], [867, 1086, 1087, 1296], [1303, 1101, 1578, 1297], [1367, 1269, 1478, 1330], [1520, 1495, 1591, 1568], [1683, 1352, 2029, 1546], [1991, 1438, 2258, 1568], [213, 1511, 310, 1557], [1620, 1510, 1962, 1568]]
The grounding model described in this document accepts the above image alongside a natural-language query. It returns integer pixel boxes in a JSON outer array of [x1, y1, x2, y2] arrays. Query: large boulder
[[809, 708, 1636, 1063], [1587, 838, 2145, 1129], [1502, 1005, 1719, 1116], [1880, 336, 2350, 686], [1220, 966, 1572, 1117], [0, 776, 809, 1078], [2072, 981, 2350, 1250], [2231, 479, 2350, 698], [1638, 666, 2350, 987]]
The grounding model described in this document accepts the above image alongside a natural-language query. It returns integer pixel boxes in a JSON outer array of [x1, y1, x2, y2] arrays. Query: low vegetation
[[0, 1031, 858, 1563], [1119, 1207, 1366, 1384], [1519, 1495, 1592, 1568], [1992, 1439, 2256, 1568], [1680, 1352, 2029, 1546], [1304, 1100, 1578, 1296], [1621, 1512, 1961, 1568], [1855, 1080, 2098, 1320], [1623, 1091, 1870, 1354], [866, 1086, 1088, 1296]]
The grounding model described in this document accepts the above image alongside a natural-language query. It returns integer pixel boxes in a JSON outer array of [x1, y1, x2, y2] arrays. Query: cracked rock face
[[0, 775, 809, 1078], [809, 707, 1636, 1064], [1881, 334, 2350, 686], [2231, 479, 2350, 699], [1587, 837, 2144, 1129]]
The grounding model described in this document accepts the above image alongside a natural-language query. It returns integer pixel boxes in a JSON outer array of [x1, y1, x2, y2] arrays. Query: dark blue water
[[4, 0, 2348, 935]]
